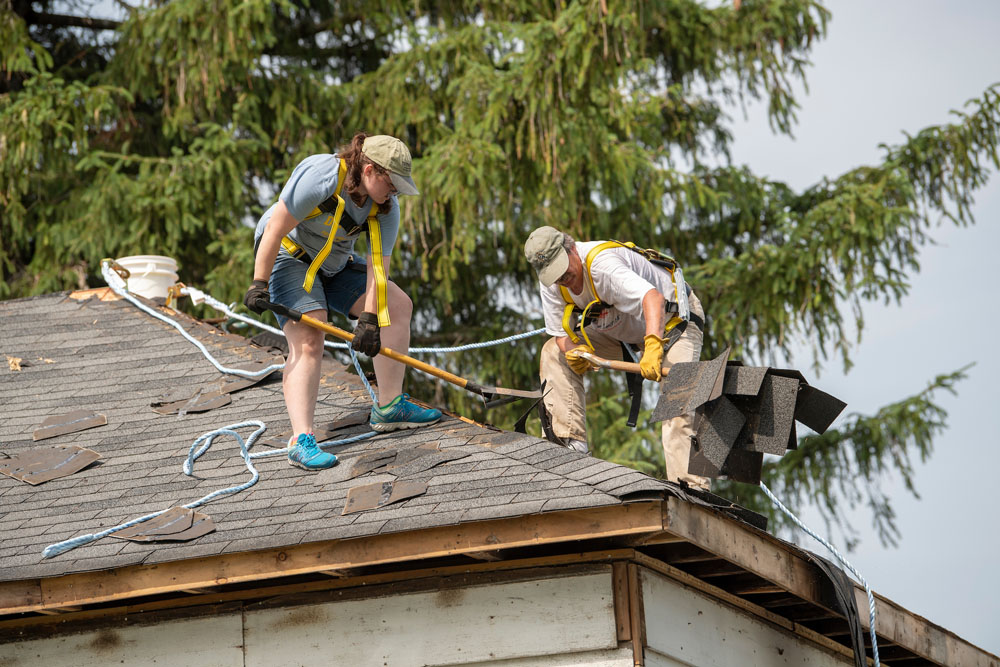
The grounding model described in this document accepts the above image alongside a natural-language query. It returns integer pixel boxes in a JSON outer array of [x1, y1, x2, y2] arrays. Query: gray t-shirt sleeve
[[278, 154, 341, 222]]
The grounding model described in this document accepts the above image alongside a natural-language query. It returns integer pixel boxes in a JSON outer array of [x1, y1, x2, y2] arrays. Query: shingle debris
[[0, 291, 763, 583], [32, 409, 107, 441], [0, 444, 101, 485]]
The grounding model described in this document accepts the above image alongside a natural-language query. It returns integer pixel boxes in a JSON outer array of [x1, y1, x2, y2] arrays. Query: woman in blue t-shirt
[[244, 133, 441, 470]]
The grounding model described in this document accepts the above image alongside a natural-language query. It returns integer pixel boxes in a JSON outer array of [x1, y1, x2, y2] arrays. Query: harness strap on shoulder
[[559, 239, 692, 343], [559, 241, 623, 345], [293, 160, 391, 327], [300, 159, 348, 293]]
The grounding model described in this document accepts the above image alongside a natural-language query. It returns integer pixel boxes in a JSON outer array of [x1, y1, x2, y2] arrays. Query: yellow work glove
[[564, 345, 595, 376], [639, 334, 665, 381]]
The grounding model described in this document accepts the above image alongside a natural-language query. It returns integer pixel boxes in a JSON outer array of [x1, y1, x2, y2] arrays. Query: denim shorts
[[268, 253, 368, 329]]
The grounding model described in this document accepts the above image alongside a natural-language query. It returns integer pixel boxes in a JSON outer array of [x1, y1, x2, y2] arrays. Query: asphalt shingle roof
[[0, 290, 674, 581]]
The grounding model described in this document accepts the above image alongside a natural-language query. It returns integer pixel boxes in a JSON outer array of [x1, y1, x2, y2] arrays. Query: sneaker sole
[[288, 457, 337, 471], [370, 416, 442, 433]]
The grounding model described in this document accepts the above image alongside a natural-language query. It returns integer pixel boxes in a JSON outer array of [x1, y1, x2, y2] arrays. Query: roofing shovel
[[263, 301, 542, 407]]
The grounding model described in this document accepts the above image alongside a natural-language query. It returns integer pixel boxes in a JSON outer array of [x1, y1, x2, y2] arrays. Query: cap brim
[[389, 172, 419, 196], [537, 248, 569, 287]]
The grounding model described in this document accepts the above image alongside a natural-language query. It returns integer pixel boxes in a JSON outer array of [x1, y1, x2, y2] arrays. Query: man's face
[[554, 246, 583, 290]]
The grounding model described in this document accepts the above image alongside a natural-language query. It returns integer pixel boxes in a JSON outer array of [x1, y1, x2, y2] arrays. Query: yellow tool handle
[[265, 300, 481, 394], [300, 313, 475, 390]]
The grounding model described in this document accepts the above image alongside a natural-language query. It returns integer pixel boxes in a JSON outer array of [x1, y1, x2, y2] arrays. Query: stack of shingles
[[652, 349, 847, 484]]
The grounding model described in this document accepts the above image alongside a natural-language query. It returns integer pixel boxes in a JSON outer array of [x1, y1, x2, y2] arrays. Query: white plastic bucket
[[115, 255, 180, 299]]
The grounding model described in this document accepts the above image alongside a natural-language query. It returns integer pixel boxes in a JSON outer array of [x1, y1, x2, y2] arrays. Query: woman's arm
[[254, 200, 300, 282]]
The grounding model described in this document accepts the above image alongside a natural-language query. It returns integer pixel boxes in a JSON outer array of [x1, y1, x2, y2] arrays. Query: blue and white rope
[[43, 422, 378, 558], [46, 268, 533, 559], [181, 286, 351, 352], [409, 328, 545, 353], [180, 285, 544, 355], [41, 265, 381, 559], [760, 482, 879, 667]]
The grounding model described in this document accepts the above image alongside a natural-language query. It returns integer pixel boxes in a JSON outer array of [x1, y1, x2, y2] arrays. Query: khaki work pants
[[539, 293, 709, 489]]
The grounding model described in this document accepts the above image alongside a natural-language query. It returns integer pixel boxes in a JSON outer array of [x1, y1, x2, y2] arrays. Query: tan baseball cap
[[524, 226, 569, 287], [361, 135, 420, 196]]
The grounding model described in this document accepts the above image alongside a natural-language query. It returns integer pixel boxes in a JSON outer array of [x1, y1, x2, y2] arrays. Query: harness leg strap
[[621, 342, 644, 429]]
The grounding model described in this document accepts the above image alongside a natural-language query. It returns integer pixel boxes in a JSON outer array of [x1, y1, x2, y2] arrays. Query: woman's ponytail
[[337, 132, 392, 214]]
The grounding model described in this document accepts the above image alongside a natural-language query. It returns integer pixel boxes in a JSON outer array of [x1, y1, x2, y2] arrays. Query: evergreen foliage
[[3, 0, 997, 544]]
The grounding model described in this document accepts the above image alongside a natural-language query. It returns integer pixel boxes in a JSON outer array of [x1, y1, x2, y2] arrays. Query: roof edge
[[0, 501, 666, 615], [664, 497, 998, 667]]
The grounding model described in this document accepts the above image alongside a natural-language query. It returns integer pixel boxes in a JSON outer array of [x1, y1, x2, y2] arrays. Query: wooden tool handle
[[578, 351, 669, 376], [265, 300, 478, 394]]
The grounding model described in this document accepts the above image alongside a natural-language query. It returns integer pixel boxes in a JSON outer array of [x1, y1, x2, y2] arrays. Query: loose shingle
[[0, 291, 755, 583]]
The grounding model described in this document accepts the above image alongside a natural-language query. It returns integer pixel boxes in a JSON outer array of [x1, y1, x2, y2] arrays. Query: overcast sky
[[725, 0, 999, 654]]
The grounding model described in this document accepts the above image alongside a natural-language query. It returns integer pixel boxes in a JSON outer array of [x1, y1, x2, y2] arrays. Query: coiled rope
[[761, 482, 880, 666], [43, 422, 379, 558]]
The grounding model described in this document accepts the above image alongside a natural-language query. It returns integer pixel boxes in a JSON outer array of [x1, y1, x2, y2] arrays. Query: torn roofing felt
[[0, 291, 761, 582]]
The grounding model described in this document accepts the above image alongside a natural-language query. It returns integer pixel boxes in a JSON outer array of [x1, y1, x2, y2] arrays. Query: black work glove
[[351, 312, 381, 357], [243, 279, 270, 315]]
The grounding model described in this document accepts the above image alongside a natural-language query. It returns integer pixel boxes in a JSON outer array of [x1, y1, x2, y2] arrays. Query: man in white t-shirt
[[524, 226, 709, 488]]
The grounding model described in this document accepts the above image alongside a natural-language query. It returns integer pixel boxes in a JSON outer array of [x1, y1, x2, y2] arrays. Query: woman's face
[[361, 164, 397, 205]]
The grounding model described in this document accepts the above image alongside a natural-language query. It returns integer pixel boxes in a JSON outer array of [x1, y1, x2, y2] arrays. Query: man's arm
[[555, 335, 576, 354], [641, 288, 666, 337]]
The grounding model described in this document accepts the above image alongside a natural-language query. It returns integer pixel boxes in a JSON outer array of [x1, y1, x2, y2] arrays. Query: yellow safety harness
[[280, 159, 391, 327], [559, 240, 691, 350]]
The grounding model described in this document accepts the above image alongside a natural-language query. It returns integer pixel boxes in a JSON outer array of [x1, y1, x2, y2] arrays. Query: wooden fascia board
[[663, 497, 834, 607], [664, 497, 999, 667], [853, 587, 1000, 667], [0, 501, 666, 615], [0, 550, 637, 635]]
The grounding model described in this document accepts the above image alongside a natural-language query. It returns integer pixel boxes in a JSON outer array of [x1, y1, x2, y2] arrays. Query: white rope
[[100, 264, 283, 379], [43, 422, 378, 558], [179, 286, 544, 355], [760, 482, 879, 666]]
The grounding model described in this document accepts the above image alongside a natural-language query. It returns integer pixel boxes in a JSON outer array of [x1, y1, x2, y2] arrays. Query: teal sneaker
[[287, 433, 338, 470], [370, 393, 442, 432]]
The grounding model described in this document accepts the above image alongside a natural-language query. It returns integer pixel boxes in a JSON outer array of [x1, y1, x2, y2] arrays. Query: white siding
[[0, 614, 244, 667], [244, 572, 618, 666], [641, 568, 851, 667], [644, 653, 690, 667], [451, 648, 634, 666]]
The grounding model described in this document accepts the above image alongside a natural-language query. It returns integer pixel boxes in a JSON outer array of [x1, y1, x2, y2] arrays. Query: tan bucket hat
[[361, 135, 419, 196]]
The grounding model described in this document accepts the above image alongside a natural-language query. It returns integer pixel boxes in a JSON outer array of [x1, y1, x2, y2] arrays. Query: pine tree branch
[[23, 11, 120, 31]]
